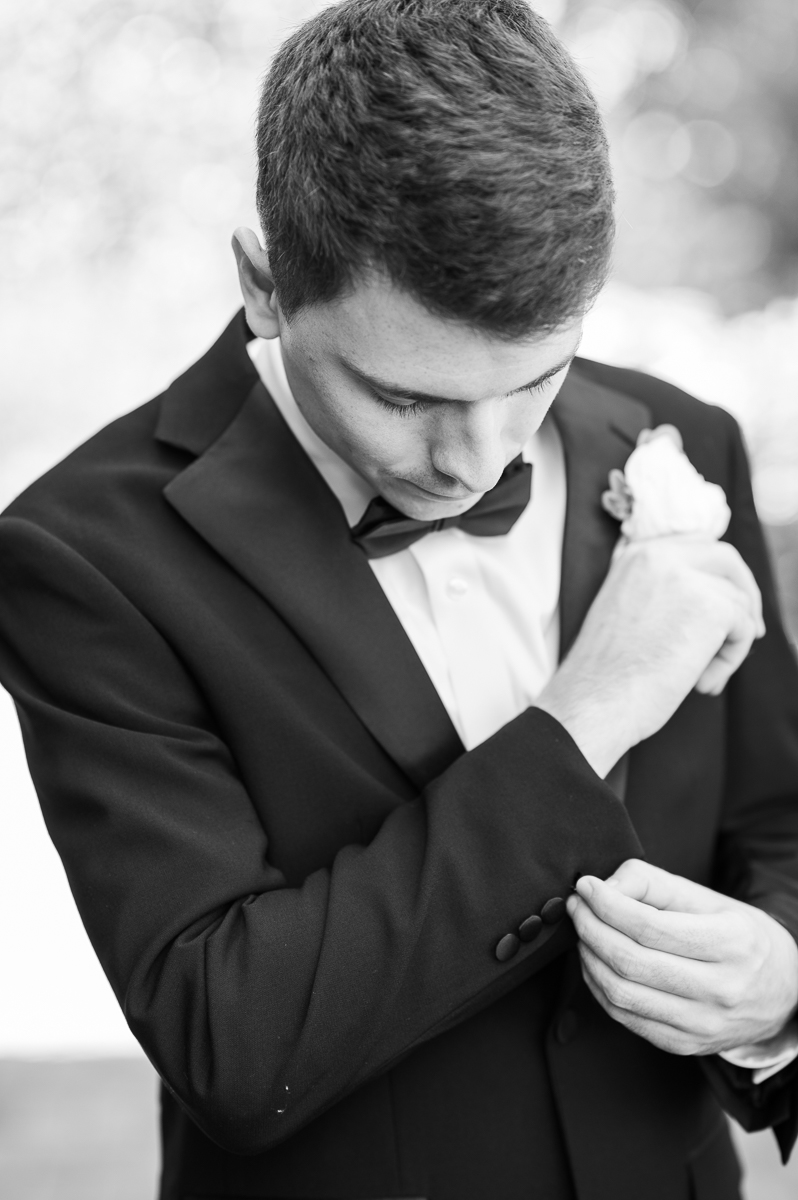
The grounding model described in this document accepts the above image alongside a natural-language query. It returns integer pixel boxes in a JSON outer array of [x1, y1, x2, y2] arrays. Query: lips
[[405, 481, 479, 503]]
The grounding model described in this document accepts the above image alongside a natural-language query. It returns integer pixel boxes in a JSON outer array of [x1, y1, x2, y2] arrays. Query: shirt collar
[[249, 336, 376, 527]]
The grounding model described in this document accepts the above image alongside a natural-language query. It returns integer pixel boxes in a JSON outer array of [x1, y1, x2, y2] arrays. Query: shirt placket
[[413, 532, 519, 750]]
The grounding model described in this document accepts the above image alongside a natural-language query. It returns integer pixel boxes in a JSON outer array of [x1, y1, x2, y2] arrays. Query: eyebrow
[[339, 350, 579, 405]]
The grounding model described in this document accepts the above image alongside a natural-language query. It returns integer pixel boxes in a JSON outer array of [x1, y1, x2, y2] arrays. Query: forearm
[[121, 708, 641, 1153], [0, 516, 646, 1152]]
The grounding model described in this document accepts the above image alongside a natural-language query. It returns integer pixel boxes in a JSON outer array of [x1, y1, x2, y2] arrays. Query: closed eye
[[373, 393, 431, 419], [373, 368, 559, 418], [512, 356, 576, 397], [518, 375, 558, 396]]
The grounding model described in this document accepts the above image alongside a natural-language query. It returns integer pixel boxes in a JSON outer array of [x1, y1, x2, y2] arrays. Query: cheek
[[290, 368, 378, 461], [504, 395, 549, 441], [515, 380, 565, 436], [350, 419, 422, 472], [327, 401, 424, 477]]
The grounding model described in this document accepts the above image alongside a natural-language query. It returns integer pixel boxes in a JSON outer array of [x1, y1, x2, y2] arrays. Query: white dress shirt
[[248, 334, 798, 1082], [250, 335, 566, 752]]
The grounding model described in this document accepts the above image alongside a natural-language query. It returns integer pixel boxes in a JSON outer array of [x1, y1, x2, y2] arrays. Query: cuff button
[[495, 933, 520, 962], [519, 915, 543, 943], [541, 897, 567, 924]]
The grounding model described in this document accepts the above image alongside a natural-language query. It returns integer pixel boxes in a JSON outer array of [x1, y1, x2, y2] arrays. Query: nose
[[429, 400, 508, 494]]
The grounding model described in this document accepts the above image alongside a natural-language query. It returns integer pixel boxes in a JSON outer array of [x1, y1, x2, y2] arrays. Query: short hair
[[256, 0, 614, 338]]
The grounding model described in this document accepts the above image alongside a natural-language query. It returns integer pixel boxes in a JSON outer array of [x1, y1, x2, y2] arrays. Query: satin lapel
[[552, 365, 652, 660], [156, 308, 260, 453], [163, 380, 463, 790]]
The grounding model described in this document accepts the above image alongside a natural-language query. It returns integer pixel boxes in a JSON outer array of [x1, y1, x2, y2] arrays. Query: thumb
[[605, 859, 728, 915]]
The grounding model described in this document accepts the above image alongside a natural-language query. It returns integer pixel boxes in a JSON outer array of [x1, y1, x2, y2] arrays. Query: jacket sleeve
[[702, 413, 798, 1161], [0, 514, 642, 1155]]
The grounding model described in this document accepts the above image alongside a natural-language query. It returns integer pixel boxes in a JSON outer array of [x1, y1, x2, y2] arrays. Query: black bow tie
[[351, 455, 533, 559]]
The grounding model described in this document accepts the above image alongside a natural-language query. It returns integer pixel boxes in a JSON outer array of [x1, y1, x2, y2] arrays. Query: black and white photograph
[[2, 1, 798, 1198]]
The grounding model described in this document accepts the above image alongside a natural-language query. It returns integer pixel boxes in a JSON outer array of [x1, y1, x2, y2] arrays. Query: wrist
[[535, 667, 636, 780], [769, 913, 798, 1026]]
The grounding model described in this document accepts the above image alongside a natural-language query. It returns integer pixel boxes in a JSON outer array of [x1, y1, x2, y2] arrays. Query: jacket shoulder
[[574, 357, 739, 443], [0, 394, 189, 560], [3, 310, 254, 543]]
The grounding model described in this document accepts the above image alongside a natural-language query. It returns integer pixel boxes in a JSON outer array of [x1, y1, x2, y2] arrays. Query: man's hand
[[536, 535, 764, 777], [566, 859, 798, 1056]]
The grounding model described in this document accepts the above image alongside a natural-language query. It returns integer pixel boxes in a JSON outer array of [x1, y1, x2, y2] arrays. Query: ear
[[231, 227, 280, 339]]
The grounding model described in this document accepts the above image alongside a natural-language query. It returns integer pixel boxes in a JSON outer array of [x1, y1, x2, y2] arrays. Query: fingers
[[570, 864, 798, 1054], [602, 860, 728, 915], [693, 574, 760, 694], [578, 952, 716, 1056], [569, 899, 717, 1001], [624, 537, 763, 697], [695, 619, 757, 694], [624, 536, 764, 637], [568, 875, 735, 960], [691, 540, 764, 638], [578, 942, 710, 1026]]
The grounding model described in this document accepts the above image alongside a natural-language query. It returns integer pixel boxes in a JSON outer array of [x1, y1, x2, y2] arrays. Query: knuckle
[[705, 976, 736, 1009], [647, 964, 676, 992], [641, 922, 666, 951], [605, 977, 635, 1010], [722, 980, 747, 1011], [613, 949, 636, 980], [711, 962, 748, 1009], [740, 925, 761, 962], [615, 858, 646, 889], [721, 914, 753, 958], [663, 1027, 693, 1055], [694, 1009, 723, 1039]]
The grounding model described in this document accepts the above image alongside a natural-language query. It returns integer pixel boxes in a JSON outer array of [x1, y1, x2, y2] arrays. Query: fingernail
[[575, 877, 594, 900], [566, 895, 578, 916], [606, 877, 620, 889]]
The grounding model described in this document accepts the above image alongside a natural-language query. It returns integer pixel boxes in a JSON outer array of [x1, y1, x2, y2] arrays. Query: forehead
[[286, 274, 582, 402]]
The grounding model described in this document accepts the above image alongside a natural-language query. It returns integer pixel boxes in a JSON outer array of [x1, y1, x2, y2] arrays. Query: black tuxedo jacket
[[2, 311, 798, 1200]]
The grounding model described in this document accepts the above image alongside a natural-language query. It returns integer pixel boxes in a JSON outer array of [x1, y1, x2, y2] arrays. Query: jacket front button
[[518, 914, 543, 942], [556, 1010, 578, 1044], [495, 932, 520, 962], [541, 896, 566, 924]]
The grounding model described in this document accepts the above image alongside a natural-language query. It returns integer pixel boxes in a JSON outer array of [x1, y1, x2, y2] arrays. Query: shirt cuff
[[719, 1019, 798, 1084]]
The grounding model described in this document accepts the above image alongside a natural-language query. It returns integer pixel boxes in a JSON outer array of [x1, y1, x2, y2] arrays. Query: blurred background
[[1, 0, 797, 1195]]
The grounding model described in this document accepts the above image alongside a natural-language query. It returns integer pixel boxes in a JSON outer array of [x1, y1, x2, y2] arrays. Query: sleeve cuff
[[720, 1019, 798, 1083]]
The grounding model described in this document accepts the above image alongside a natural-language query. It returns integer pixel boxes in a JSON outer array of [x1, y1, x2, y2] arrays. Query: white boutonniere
[[601, 425, 731, 543]]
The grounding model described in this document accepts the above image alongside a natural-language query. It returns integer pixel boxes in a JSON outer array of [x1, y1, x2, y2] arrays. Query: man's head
[[234, 0, 612, 517]]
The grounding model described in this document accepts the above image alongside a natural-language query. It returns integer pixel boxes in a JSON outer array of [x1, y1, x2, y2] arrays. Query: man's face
[[276, 274, 582, 520]]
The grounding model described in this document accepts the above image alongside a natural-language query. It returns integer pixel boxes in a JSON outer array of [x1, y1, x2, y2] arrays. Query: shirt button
[[446, 577, 468, 599]]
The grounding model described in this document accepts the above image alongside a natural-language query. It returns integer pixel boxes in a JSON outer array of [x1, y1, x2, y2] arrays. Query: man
[[1, 2, 798, 1197]]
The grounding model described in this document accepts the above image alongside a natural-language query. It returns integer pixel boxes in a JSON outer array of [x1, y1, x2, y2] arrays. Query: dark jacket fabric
[[1, 311, 798, 1200]]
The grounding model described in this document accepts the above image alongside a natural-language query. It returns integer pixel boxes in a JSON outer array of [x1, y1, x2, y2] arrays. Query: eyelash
[[375, 395, 430, 419], [373, 376, 554, 419]]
